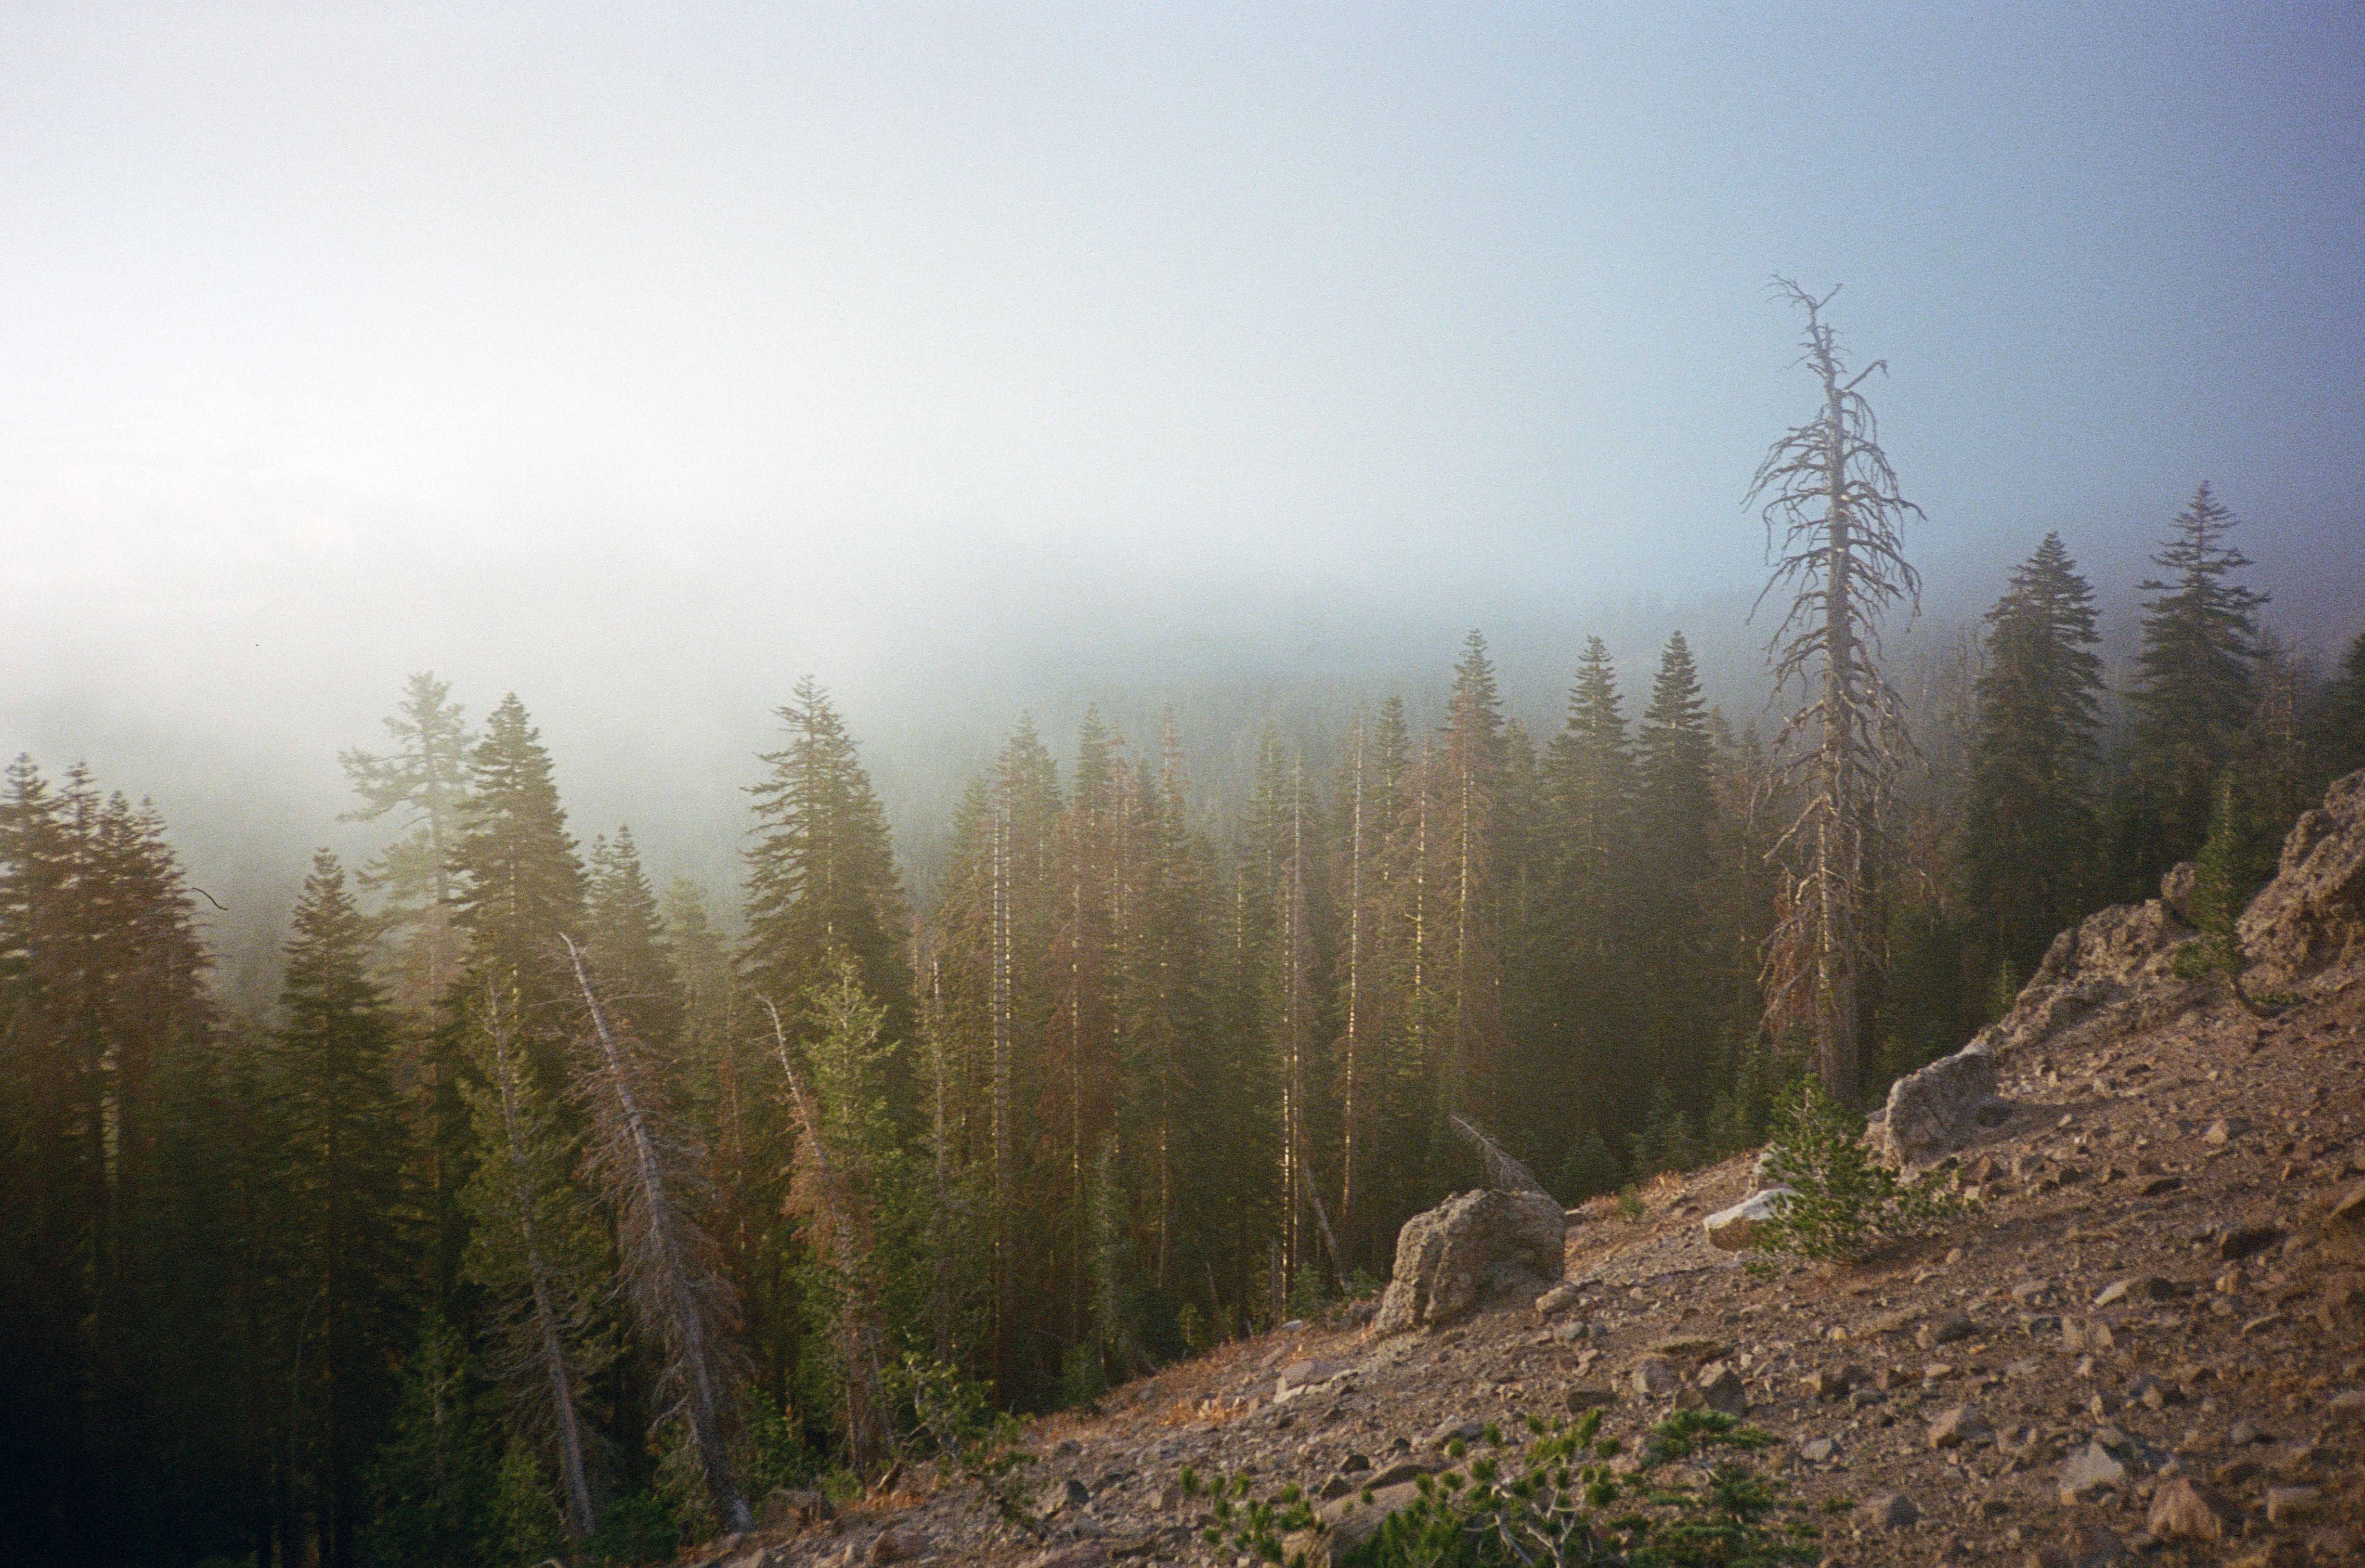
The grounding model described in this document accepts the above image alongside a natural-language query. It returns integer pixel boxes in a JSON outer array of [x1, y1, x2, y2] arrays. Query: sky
[[3, 3, 2362, 976]]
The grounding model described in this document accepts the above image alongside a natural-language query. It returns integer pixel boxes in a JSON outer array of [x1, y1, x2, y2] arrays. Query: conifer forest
[[6, 12, 2365, 1568], [8, 384, 2365, 1566]]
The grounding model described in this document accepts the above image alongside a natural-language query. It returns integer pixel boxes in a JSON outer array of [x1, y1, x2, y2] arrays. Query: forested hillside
[[5, 472, 2361, 1568]]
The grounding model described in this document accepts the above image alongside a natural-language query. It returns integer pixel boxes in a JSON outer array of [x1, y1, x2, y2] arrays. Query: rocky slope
[[690, 773, 2365, 1568]]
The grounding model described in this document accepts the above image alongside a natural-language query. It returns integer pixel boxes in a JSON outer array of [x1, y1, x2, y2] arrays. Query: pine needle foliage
[[1751, 1081, 1962, 1264]]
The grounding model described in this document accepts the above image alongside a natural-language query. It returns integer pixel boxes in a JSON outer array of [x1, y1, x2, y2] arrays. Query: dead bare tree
[[563, 935, 754, 1533], [1447, 1113, 1548, 1196], [1748, 279, 1924, 1105]]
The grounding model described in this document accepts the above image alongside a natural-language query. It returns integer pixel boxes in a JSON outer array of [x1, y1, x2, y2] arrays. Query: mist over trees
[[4, 305, 2363, 1567]]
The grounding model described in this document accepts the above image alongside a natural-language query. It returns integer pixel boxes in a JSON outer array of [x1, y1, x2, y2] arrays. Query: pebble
[[1867, 1491, 1919, 1529]]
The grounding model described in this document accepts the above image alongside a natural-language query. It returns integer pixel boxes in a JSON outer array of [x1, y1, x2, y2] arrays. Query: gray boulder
[[1373, 1189, 1565, 1336], [1869, 1041, 2009, 1170]]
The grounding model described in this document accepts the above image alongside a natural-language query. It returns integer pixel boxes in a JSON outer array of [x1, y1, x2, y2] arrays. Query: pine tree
[[2328, 627, 2365, 775], [457, 981, 606, 1546], [358, 1316, 501, 1568], [276, 852, 416, 1568], [1633, 632, 1718, 1125], [1748, 281, 1924, 1105], [340, 673, 475, 1015], [2126, 483, 2268, 873], [743, 679, 911, 1047], [588, 827, 685, 1054], [1962, 533, 2105, 982], [770, 959, 909, 1474], [1542, 636, 1638, 1134], [440, 695, 586, 1304]]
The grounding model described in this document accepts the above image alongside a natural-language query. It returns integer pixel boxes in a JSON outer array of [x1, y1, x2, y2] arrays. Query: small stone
[[2240, 1311, 2287, 1336], [1563, 1385, 1615, 1412], [2092, 1277, 2171, 1308], [1918, 1310, 1976, 1348], [2326, 1388, 2365, 1425], [2202, 1118, 2233, 1146], [2325, 1182, 2365, 1259], [1059, 1477, 1091, 1510], [1428, 1416, 1482, 1447], [1868, 1491, 1920, 1530], [1800, 1437, 1837, 1464], [2145, 1476, 2225, 1542], [1695, 1361, 1747, 1416], [1053, 1438, 1083, 1458], [1630, 1359, 1678, 1399], [2058, 1440, 2129, 1503], [2265, 1484, 2323, 1525], [1532, 1282, 1583, 1318], [1340, 1451, 1371, 1473], [1928, 1404, 1994, 1449], [2219, 1223, 2284, 1261], [867, 1526, 926, 1564], [2212, 1457, 2262, 1486]]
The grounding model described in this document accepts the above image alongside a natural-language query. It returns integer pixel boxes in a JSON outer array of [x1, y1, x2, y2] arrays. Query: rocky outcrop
[[1372, 1189, 1565, 1336], [1868, 1039, 2012, 1169], [1970, 891, 2202, 1063], [2239, 769, 2365, 992]]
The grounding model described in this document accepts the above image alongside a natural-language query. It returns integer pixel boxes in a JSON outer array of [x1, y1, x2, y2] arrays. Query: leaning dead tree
[[1748, 280, 1923, 1105], [464, 981, 601, 1545], [564, 936, 754, 1533], [1449, 1114, 1549, 1196]]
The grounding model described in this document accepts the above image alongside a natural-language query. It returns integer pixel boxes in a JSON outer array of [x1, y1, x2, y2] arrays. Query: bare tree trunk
[[565, 938, 752, 1533]]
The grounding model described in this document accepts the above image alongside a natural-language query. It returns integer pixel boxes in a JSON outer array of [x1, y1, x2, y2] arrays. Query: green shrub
[[888, 1354, 1036, 1530], [1337, 1408, 1817, 1567], [586, 1489, 680, 1567], [1752, 1081, 1963, 1264]]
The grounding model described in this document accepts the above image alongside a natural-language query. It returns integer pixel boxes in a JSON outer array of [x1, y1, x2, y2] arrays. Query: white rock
[[1703, 1187, 1794, 1252]]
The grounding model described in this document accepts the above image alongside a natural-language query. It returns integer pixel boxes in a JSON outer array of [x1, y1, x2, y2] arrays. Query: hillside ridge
[[698, 773, 2365, 1568]]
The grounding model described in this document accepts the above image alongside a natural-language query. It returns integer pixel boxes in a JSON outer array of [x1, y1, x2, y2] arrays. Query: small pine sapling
[[1753, 1081, 1962, 1264]]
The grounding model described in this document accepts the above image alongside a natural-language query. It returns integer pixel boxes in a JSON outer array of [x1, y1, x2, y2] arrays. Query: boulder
[[2238, 769, 2365, 991], [1870, 1042, 2008, 1169], [1703, 1186, 1793, 1251], [2159, 860, 2198, 923], [1372, 1189, 1565, 1336]]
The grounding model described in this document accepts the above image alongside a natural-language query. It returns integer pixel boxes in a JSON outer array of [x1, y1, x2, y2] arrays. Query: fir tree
[[340, 673, 475, 1015], [588, 826, 686, 1054], [1962, 533, 2105, 981], [276, 852, 416, 1568], [2126, 483, 2268, 873], [743, 679, 911, 1048], [457, 982, 607, 1546]]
